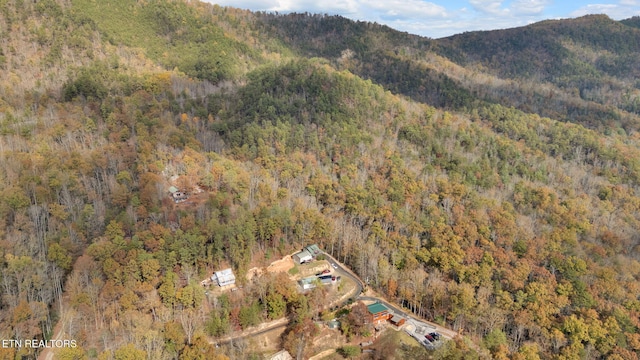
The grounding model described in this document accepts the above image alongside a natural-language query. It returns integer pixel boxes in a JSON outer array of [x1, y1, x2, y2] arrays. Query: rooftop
[[367, 303, 389, 315], [214, 268, 235, 282], [295, 249, 312, 258], [305, 244, 321, 255], [267, 350, 293, 360], [300, 276, 317, 284]]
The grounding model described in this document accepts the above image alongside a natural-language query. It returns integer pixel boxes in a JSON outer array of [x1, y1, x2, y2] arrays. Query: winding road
[[215, 252, 457, 348], [322, 253, 363, 303], [323, 252, 458, 340], [216, 252, 364, 345], [216, 317, 290, 345]]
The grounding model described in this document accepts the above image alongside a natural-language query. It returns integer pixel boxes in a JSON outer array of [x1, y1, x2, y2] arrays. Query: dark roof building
[[318, 274, 335, 285], [172, 191, 188, 203]]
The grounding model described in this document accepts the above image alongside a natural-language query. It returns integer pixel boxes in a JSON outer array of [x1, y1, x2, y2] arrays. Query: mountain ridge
[[253, 12, 640, 132]]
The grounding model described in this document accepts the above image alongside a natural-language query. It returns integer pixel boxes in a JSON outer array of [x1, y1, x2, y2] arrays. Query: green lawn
[[372, 328, 430, 360]]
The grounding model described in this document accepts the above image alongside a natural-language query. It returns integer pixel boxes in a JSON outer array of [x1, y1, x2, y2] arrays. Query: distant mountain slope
[[436, 15, 640, 80], [257, 13, 640, 132], [254, 14, 476, 109], [433, 15, 640, 124], [620, 16, 640, 29]]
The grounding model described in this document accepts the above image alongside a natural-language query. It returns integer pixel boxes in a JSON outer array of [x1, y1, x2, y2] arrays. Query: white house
[[211, 268, 236, 287], [292, 249, 313, 264], [298, 277, 317, 290]]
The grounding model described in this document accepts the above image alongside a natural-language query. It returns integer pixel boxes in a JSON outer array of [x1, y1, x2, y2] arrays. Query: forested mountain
[[1, 0, 640, 359], [256, 13, 640, 132], [621, 16, 640, 29]]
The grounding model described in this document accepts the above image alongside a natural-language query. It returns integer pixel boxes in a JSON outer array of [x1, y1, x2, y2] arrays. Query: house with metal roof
[[211, 268, 236, 287], [305, 244, 321, 256], [367, 302, 391, 324], [292, 249, 313, 264], [299, 276, 317, 290]]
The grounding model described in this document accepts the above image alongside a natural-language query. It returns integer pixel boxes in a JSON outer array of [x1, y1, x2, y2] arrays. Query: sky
[[203, 0, 640, 38]]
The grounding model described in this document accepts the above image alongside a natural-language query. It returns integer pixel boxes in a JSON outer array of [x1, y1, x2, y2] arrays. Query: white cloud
[[468, 0, 509, 15], [206, 0, 347, 14], [366, 0, 448, 20], [510, 0, 552, 15], [210, 0, 448, 20], [277, 0, 360, 15], [465, 0, 552, 17], [569, 2, 640, 19]]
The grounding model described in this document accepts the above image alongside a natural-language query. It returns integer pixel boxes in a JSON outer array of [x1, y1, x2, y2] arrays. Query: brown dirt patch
[[266, 255, 295, 274], [245, 255, 294, 282], [246, 267, 264, 281]]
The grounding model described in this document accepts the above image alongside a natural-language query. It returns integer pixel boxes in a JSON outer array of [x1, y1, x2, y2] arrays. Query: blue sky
[[204, 0, 640, 38]]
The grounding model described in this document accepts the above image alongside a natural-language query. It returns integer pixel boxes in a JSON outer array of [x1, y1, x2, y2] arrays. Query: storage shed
[[390, 315, 406, 327]]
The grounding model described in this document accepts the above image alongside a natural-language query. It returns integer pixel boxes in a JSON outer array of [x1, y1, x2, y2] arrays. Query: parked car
[[316, 269, 331, 276], [424, 334, 435, 342], [429, 332, 441, 341]]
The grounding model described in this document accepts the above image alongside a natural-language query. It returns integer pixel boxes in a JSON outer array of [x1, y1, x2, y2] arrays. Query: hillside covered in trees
[[1, 1, 640, 359]]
